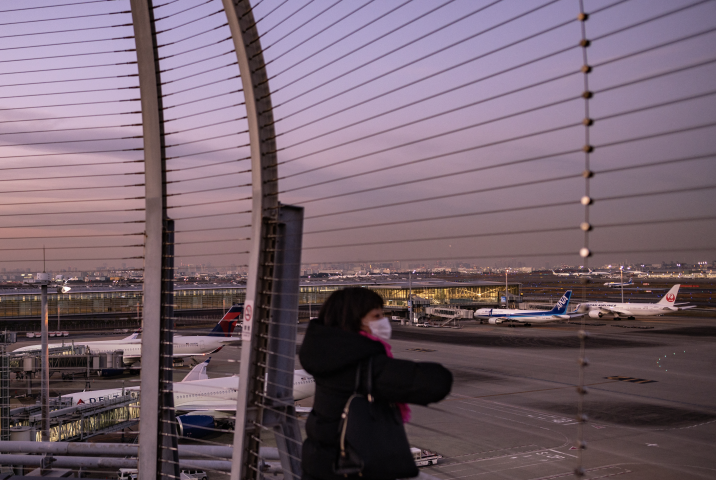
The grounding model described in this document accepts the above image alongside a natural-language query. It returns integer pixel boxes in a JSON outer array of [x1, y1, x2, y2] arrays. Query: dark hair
[[318, 288, 384, 333]]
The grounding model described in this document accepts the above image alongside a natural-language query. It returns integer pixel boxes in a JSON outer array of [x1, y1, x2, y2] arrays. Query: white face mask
[[368, 317, 392, 341]]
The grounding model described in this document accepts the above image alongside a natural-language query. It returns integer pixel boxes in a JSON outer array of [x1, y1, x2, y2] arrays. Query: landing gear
[[628, 316, 635, 320]]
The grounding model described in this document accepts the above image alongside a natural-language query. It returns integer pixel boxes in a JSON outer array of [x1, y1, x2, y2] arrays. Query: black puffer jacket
[[299, 320, 453, 480]]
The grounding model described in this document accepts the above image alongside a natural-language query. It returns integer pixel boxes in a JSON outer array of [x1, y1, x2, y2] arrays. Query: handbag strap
[[352, 356, 374, 401]]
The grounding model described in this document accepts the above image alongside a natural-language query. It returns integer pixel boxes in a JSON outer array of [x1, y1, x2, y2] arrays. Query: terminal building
[[0, 280, 521, 329]]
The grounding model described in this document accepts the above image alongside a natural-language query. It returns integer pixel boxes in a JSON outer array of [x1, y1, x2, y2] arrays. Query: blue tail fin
[[208, 305, 243, 337], [549, 291, 572, 314]]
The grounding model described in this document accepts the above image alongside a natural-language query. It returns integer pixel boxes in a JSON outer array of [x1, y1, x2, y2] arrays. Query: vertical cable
[[575, 1, 592, 477]]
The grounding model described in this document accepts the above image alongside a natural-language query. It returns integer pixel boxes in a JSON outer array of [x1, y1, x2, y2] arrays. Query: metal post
[[409, 271, 413, 324], [222, 1, 280, 479], [40, 282, 49, 442], [264, 205, 304, 479], [130, 0, 167, 478]]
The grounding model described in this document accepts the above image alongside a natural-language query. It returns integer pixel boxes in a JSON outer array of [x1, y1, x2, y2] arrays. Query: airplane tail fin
[[208, 304, 243, 337], [122, 331, 140, 341], [549, 291, 572, 314], [182, 358, 210, 382], [657, 285, 680, 305]]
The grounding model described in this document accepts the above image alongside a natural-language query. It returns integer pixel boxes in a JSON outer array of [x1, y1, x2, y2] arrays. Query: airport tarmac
[[8, 315, 716, 479]]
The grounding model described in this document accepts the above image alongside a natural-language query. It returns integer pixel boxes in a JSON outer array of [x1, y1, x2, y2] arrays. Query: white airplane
[[588, 269, 612, 276], [65, 358, 315, 437], [551, 270, 571, 277], [474, 291, 575, 325], [13, 305, 244, 365], [577, 285, 695, 319], [604, 279, 634, 288]]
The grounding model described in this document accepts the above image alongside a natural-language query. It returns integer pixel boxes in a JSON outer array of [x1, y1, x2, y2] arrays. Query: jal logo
[[666, 293, 675, 303]]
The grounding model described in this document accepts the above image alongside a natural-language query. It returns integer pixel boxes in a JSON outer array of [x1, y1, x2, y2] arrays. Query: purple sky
[[1, 0, 715, 272]]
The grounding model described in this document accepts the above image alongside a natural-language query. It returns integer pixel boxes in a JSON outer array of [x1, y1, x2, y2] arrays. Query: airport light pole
[[620, 265, 624, 303], [37, 271, 50, 442]]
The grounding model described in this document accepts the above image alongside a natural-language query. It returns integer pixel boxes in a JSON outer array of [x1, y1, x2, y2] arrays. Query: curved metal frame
[[221, 1, 280, 479]]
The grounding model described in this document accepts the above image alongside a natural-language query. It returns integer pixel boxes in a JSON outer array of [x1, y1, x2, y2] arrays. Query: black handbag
[[334, 357, 418, 479]]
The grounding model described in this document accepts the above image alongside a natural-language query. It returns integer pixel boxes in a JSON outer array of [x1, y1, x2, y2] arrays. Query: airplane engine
[[488, 318, 503, 325], [176, 414, 215, 438], [588, 310, 603, 319]]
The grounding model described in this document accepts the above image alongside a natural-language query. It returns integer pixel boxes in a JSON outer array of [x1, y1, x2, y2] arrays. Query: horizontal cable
[[166, 184, 250, 197], [274, 17, 576, 129], [0, 48, 136, 65], [155, 9, 223, 34], [174, 225, 250, 234], [154, 0, 213, 22], [0, 10, 131, 27], [279, 119, 580, 181], [2, 255, 144, 262], [0, 207, 143, 217], [279, 94, 579, 181], [165, 103, 246, 123], [0, 0, 122, 13], [0, 148, 141, 160], [0, 231, 142, 241], [0, 243, 143, 251], [156, 22, 229, 48], [0, 159, 142, 171], [168, 171, 249, 185], [594, 184, 716, 203], [165, 117, 244, 135], [0, 219, 144, 229], [272, 0, 558, 105], [258, 0, 317, 40], [0, 134, 141, 148], [174, 251, 249, 258], [279, 64, 578, 152], [166, 130, 248, 148], [175, 237, 250, 246], [1, 61, 137, 77], [167, 195, 251, 209], [294, 149, 578, 203], [162, 63, 240, 88], [166, 144, 249, 160], [595, 152, 716, 175], [166, 158, 250, 173], [593, 26, 716, 70], [269, 0, 417, 79], [0, 86, 138, 101], [254, 0, 291, 25], [1, 196, 143, 207], [160, 50, 233, 74], [0, 99, 139, 113], [0, 23, 133, 40], [264, 0, 375, 66], [159, 35, 232, 61], [305, 173, 579, 220], [163, 89, 242, 110], [0, 73, 138, 89], [284, 89, 716, 196], [0, 112, 139, 125], [163, 75, 239, 97], [0, 183, 144, 195], [0, 35, 133, 53], [172, 211, 251, 221]]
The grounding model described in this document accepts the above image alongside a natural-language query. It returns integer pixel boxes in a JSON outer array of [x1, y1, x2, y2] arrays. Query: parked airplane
[[13, 305, 244, 365], [65, 358, 315, 437], [551, 270, 571, 277], [588, 269, 612, 276], [604, 279, 633, 288], [577, 285, 694, 319], [474, 291, 574, 325]]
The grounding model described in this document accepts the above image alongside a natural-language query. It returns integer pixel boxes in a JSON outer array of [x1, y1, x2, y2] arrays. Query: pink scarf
[[359, 331, 411, 423]]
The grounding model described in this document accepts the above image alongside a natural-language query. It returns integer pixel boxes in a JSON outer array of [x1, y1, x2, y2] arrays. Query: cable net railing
[[1, 1, 714, 480]]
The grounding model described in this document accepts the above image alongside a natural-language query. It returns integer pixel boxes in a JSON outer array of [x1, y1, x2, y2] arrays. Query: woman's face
[[360, 308, 385, 333]]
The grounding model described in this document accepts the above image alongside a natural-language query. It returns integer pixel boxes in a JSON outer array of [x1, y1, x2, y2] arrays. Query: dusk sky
[[1, 0, 715, 272]]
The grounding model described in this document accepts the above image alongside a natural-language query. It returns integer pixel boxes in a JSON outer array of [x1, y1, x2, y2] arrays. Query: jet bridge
[[10, 393, 140, 442]]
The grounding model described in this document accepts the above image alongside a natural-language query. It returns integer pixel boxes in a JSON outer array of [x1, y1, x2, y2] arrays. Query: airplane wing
[[178, 401, 239, 412]]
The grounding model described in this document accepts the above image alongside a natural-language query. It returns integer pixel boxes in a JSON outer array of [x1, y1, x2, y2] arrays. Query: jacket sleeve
[[371, 355, 452, 405]]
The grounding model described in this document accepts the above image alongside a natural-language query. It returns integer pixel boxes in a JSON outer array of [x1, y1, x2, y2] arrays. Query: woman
[[299, 288, 453, 480]]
